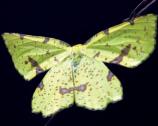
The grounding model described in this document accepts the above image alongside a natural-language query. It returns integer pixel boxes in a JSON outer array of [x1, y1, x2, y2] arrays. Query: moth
[[2, 14, 157, 117], [2, 0, 157, 117]]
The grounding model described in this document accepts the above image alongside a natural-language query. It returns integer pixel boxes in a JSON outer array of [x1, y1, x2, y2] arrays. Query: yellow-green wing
[[74, 55, 122, 110], [32, 58, 74, 117], [2, 33, 71, 80], [82, 14, 157, 68]]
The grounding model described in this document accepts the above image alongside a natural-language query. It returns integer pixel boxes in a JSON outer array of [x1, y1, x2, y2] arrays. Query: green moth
[[2, 14, 157, 117]]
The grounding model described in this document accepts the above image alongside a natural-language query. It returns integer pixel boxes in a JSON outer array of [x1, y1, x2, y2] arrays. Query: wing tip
[[1, 32, 10, 39], [1, 32, 20, 39]]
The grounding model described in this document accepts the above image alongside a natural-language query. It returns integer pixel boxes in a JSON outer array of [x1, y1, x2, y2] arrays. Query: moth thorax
[[72, 44, 85, 54], [71, 54, 82, 73]]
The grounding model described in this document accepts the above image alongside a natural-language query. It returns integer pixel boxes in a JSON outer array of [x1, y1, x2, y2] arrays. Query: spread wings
[[2, 33, 71, 80], [82, 14, 157, 68]]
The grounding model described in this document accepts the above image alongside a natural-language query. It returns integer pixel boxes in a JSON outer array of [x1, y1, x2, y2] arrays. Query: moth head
[[72, 44, 86, 54]]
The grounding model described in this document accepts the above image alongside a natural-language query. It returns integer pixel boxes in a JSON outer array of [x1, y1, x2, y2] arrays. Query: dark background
[[0, 0, 158, 126]]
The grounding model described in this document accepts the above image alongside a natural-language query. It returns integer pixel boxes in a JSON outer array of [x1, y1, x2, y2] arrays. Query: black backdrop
[[0, 0, 158, 126]]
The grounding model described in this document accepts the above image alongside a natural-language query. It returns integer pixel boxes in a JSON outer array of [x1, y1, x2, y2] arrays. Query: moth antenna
[[44, 115, 55, 126], [128, 0, 148, 20], [135, 0, 156, 16], [124, 0, 156, 22]]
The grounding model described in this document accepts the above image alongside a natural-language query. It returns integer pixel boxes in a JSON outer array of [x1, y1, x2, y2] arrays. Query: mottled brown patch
[[133, 46, 137, 50], [75, 82, 88, 92], [24, 61, 28, 64], [38, 82, 44, 90], [28, 56, 44, 74], [19, 34, 25, 40], [59, 82, 88, 95], [111, 56, 123, 64], [43, 37, 50, 43], [129, 19, 134, 25], [28, 56, 38, 67], [121, 44, 131, 56], [93, 52, 100, 58], [107, 71, 114, 81], [59, 87, 72, 95], [105, 57, 108, 60], [111, 44, 131, 64], [36, 66, 44, 74], [54, 57, 59, 62]]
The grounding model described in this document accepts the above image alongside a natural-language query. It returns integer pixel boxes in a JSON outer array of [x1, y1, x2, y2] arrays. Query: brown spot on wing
[[54, 57, 59, 62], [19, 34, 25, 40], [59, 82, 88, 95], [59, 87, 72, 95], [121, 44, 131, 56], [36, 66, 44, 74], [107, 71, 114, 81], [133, 46, 137, 50], [111, 44, 131, 64], [129, 19, 134, 25], [43, 37, 50, 43], [75, 82, 88, 92], [28, 56, 38, 67], [111, 56, 123, 64], [38, 82, 44, 90], [28, 56, 44, 74], [93, 52, 100, 58], [24, 61, 28, 64]]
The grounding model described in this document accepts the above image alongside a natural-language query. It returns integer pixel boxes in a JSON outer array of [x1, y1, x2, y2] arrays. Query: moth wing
[[32, 58, 74, 117], [82, 14, 157, 68], [74, 56, 122, 110], [2, 33, 71, 80]]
